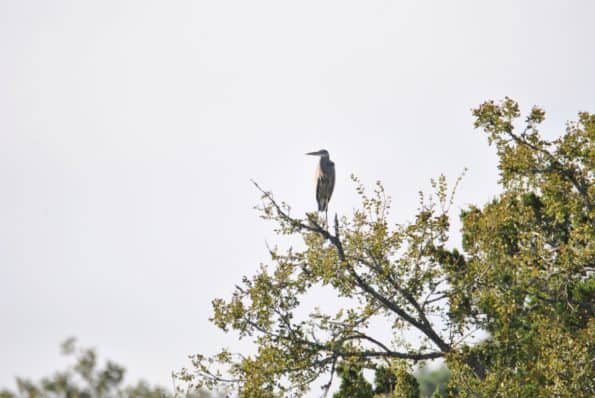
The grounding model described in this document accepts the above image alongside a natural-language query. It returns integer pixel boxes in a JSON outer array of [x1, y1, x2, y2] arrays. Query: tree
[[0, 339, 216, 398], [445, 99, 594, 396], [373, 366, 397, 395], [176, 98, 593, 397], [332, 363, 373, 398], [416, 366, 449, 398]]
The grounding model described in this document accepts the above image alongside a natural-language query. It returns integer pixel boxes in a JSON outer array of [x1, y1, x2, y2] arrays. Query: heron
[[306, 149, 335, 220]]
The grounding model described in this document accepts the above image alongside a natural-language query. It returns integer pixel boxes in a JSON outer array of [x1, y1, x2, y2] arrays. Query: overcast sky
[[1, 0, 594, 394]]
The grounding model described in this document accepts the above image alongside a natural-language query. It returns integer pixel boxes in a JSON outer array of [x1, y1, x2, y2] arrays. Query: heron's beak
[[306, 151, 320, 156]]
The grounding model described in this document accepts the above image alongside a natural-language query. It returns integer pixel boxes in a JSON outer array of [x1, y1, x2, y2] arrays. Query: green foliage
[[416, 366, 449, 398], [333, 363, 373, 398], [390, 364, 420, 398], [373, 366, 396, 395], [0, 339, 216, 398], [446, 99, 594, 396], [332, 363, 419, 398], [178, 99, 594, 397]]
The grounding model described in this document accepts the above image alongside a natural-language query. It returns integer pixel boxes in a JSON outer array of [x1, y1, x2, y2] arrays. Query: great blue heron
[[306, 149, 335, 219]]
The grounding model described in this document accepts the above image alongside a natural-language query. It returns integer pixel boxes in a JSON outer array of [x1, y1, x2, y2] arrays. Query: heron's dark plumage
[[315, 156, 335, 212], [307, 149, 335, 213]]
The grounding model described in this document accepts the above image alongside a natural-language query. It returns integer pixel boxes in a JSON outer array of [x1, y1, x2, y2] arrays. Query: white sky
[[1, 0, 594, 394]]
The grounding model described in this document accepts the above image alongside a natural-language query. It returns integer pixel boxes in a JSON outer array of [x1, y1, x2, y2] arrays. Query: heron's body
[[306, 149, 335, 213]]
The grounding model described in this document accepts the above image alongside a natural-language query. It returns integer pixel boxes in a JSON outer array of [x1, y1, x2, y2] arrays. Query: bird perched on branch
[[306, 149, 335, 219]]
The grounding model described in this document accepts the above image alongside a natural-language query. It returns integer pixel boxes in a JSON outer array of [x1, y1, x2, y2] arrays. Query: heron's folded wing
[[327, 163, 335, 202]]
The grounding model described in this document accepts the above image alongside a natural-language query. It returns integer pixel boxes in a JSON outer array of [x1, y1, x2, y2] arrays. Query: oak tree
[[178, 99, 593, 397]]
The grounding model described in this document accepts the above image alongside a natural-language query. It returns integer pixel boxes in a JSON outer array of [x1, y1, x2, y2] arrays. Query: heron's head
[[306, 149, 329, 158]]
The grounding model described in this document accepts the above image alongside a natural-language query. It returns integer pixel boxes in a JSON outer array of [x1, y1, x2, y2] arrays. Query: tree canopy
[[177, 98, 594, 397], [0, 339, 216, 398]]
